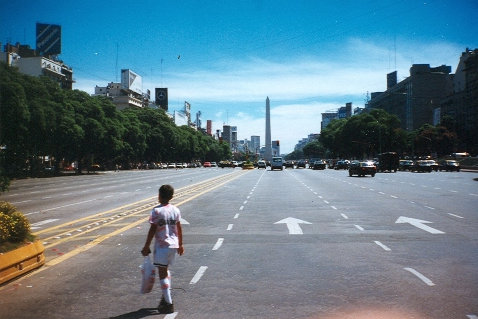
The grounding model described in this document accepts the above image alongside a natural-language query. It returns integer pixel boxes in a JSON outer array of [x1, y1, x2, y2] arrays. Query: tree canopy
[[0, 62, 230, 181]]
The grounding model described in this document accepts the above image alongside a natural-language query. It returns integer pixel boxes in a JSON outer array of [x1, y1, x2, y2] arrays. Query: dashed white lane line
[[374, 241, 391, 251], [24, 199, 96, 216], [323, 200, 329, 204], [30, 218, 59, 230], [354, 224, 364, 231], [404, 267, 435, 286], [424, 205, 435, 210], [227, 224, 233, 231], [239, 206, 244, 211], [390, 195, 398, 199], [448, 213, 464, 219], [234, 213, 239, 219], [330, 206, 337, 210], [190, 266, 208, 284], [164, 312, 178, 318], [341, 213, 348, 219], [243, 200, 248, 204], [212, 238, 224, 250]]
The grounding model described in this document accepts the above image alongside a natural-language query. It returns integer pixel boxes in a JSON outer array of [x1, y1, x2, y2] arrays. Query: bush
[[0, 213, 13, 243], [0, 201, 33, 246], [9, 212, 31, 242], [0, 201, 16, 215]]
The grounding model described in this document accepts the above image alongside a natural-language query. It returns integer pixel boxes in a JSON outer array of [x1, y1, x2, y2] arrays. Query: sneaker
[[158, 302, 174, 314]]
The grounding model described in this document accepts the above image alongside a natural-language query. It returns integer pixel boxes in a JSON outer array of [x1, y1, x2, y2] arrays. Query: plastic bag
[[140, 256, 156, 294]]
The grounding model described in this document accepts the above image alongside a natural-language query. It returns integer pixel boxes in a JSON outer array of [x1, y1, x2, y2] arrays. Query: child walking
[[142, 184, 184, 314]]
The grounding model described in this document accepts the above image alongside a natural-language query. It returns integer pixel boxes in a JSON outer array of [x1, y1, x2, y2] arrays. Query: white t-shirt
[[149, 203, 181, 249]]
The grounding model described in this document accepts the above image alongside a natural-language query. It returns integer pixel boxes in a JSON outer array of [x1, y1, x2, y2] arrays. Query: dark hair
[[159, 184, 174, 201]]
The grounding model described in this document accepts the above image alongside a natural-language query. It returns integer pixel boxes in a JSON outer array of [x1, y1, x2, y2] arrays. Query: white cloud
[[73, 38, 465, 154]]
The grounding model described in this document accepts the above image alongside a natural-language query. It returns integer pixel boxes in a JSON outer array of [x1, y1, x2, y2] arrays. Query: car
[[210, 161, 218, 167], [257, 160, 267, 169], [284, 160, 295, 168], [349, 161, 376, 177], [411, 160, 433, 172], [271, 156, 283, 170], [231, 161, 239, 167], [335, 160, 350, 170], [438, 160, 461, 172], [427, 160, 439, 172], [399, 160, 414, 171], [296, 160, 306, 168], [312, 160, 326, 170], [167, 163, 176, 169], [203, 161, 211, 167]]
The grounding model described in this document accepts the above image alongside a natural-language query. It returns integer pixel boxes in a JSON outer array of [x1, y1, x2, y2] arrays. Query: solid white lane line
[[212, 238, 224, 250], [190, 266, 208, 284], [227, 224, 233, 230], [404, 267, 435, 286], [374, 241, 391, 251]]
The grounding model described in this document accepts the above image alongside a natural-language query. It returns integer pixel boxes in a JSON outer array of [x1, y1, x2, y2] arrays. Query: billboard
[[36, 23, 61, 55], [155, 88, 168, 111], [121, 69, 142, 95]]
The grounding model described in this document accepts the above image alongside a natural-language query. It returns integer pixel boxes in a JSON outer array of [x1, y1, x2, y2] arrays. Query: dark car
[[312, 160, 326, 170], [335, 160, 350, 170], [284, 160, 295, 168], [411, 160, 433, 172], [399, 160, 414, 171], [349, 161, 376, 177], [438, 160, 461, 172], [296, 160, 306, 168]]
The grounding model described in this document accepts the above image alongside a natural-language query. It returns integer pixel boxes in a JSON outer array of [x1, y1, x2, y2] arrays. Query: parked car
[[203, 161, 211, 167], [210, 161, 218, 167], [438, 160, 461, 172], [349, 161, 376, 177], [427, 160, 439, 172], [312, 160, 326, 170], [257, 160, 267, 169]]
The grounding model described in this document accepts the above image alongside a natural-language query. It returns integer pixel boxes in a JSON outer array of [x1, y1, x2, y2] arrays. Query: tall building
[[251, 135, 261, 155], [367, 64, 453, 131], [265, 97, 272, 161]]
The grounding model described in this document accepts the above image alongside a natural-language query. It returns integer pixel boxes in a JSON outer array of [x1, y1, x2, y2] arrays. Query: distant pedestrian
[[141, 184, 184, 314]]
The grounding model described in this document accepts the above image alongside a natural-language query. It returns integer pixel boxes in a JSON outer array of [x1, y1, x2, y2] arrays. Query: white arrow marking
[[395, 216, 444, 234], [274, 217, 312, 235]]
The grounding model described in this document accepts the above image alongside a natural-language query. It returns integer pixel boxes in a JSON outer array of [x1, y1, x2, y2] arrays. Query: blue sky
[[1, 0, 477, 153]]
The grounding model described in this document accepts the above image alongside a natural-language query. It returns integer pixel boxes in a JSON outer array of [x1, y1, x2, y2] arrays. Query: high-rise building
[[251, 135, 260, 155]]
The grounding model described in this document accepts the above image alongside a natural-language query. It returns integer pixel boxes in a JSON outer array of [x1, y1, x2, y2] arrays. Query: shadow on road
[[108, 308, 158, 319]]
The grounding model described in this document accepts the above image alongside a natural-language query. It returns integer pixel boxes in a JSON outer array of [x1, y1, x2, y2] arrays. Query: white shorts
[[153, 247, 177, 267]]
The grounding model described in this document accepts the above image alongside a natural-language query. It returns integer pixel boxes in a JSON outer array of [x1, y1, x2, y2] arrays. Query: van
[[271, 157, 283, 170]]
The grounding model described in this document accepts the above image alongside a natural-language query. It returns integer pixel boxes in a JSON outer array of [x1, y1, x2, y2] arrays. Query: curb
[[0, 240, 45, 285]]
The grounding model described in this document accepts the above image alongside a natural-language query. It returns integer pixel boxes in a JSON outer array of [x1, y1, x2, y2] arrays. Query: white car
[[257, 160, 266, 168]]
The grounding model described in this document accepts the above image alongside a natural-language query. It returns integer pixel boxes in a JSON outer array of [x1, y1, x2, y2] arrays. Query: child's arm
[[177, 221, 184, 256], [141, 223, 157, 256]]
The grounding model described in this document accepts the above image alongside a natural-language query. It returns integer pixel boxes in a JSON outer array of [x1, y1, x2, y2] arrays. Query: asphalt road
[[0, 168, 477, 319]]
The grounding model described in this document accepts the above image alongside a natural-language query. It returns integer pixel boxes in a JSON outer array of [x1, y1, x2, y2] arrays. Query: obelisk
[[265, 96, 272, 161]]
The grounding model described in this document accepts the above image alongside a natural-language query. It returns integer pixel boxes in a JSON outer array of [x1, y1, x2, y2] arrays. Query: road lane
[[0, 168, 476, 318]]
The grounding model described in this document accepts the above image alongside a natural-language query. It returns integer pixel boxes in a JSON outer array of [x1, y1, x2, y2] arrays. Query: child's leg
[[158, 266, 172, 304]]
